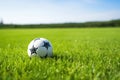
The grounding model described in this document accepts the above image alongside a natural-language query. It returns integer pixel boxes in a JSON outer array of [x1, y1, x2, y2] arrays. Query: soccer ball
[[27, 38, 53, 58]]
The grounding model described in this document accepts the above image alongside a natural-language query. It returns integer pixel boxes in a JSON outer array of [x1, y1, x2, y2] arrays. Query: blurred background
[[0, 0, 120, 27]]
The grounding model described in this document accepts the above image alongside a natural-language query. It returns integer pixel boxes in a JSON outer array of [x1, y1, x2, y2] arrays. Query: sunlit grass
[[0, 28, 120, 80]]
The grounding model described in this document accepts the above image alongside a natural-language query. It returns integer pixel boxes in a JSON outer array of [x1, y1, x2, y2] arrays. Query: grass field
[[0, 28, 120, 80]]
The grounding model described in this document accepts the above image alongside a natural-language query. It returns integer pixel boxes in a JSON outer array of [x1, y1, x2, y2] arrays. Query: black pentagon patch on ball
[[42, 41, 51, 49], [29, 38, 40, 55], [30, 46, 38, 54]]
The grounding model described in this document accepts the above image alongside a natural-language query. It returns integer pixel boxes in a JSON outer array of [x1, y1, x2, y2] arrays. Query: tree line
[[0, 19, 120, 28]]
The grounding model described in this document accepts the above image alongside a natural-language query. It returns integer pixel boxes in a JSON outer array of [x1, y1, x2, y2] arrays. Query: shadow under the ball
[[52, 53, 75, 62]]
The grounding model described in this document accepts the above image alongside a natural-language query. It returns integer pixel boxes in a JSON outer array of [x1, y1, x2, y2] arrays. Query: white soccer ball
[[27, 38, 53, 58]]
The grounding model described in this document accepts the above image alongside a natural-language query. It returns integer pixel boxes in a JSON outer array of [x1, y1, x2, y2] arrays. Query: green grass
[[0, 28, 120, 80]]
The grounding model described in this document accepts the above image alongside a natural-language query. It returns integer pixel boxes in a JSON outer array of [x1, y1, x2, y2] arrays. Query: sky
[[0, 0, 120, 24]]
